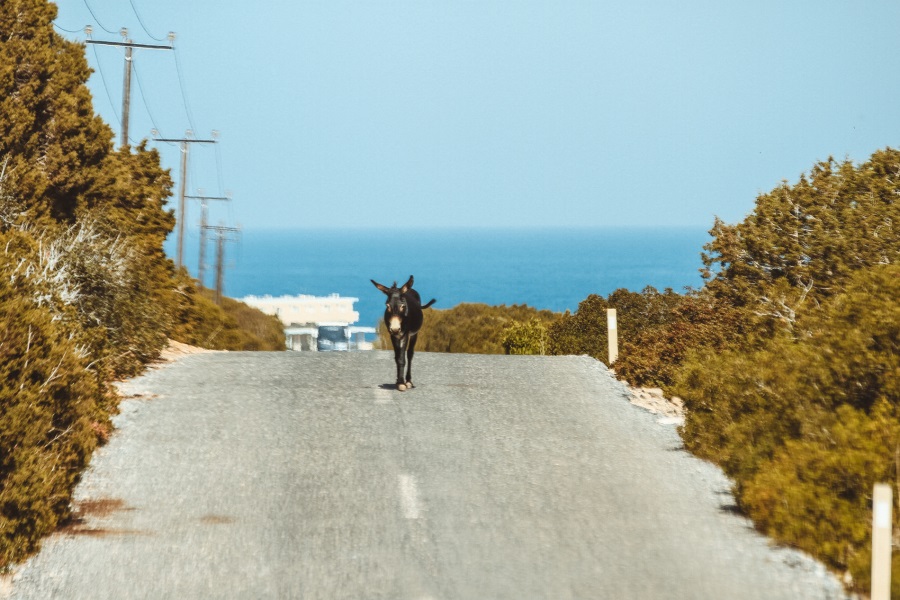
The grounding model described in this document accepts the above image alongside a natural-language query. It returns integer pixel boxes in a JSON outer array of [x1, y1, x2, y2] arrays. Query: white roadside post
[[871, 483, 893, 600], [607, 308, 618, 365]]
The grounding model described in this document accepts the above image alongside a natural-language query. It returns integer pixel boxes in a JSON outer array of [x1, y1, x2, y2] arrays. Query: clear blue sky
[[54, 1, 900, 230]]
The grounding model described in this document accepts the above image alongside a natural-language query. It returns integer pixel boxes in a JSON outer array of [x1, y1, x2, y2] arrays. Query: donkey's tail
[[422, 299, 437, 309]]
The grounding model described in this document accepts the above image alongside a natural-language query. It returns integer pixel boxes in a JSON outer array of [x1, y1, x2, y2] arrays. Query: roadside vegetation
[[170, 281, 285, 352], [0, 0, 281, 567], [377, 303, 560, 354], [667, 151, 900, 595], [412, 149, 899, 596]]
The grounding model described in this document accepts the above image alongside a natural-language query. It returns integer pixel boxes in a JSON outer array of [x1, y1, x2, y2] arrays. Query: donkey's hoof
[[397, 383, 407, 392], [405, 381, 415, 389]]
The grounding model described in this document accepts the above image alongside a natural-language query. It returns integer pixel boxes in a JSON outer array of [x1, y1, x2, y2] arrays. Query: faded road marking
[[374, 387, 394, 404], [398, 474, 421, 519]]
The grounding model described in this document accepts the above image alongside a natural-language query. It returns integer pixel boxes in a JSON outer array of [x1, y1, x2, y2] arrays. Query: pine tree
[[0, 0, 113, 222], [702, 149, 900, 329]]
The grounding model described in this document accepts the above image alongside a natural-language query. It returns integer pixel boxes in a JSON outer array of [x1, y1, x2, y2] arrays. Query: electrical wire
[[171, 45, 198, 133], [199, 148, 222, 201], [214, 142, 227, 196], [226, 197, 236, 229], [53, 22, 86, 34], [188, 148, 199, 205], [131, 59, 170, 142], [82, 0, 118, 35], [128, 0, 168, 42], [89, 42, 122, 129], [92, 41, 144, 146], [79, 2, 229, 229]]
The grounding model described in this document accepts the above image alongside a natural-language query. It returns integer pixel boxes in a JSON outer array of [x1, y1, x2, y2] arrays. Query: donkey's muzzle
[[388, 316, 402, 334]]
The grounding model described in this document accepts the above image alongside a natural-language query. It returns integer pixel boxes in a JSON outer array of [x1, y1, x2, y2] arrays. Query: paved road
[[6, 351, 844, 599]]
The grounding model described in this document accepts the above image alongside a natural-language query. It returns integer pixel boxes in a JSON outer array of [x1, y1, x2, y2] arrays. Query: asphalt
[[5, 351, 846, 599]]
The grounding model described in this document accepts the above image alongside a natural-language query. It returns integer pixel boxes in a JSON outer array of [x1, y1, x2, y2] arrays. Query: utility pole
[[202, 225, 240, 305], [185, 193, 230, 288], [154, 135, 217, 270], [122, 43, 131, 145], [85, 29, 174, 148]]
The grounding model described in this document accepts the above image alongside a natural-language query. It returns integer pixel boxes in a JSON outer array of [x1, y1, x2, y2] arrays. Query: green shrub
[[547, 286, 686, 367], [676, 334, 818, 481], [216, 294, 287, 351], [614, 293, 747, 389], [676, 264, 900, 594], [0, 258, 104, 565], [643, 149, 900, 596], [42, 220, 173, 378], [547, 294, 609, 358], [395, 303, 559, 354], [741, 402, 899, 593], [169, 276, 285, 351], [501, 317, 550, 355]]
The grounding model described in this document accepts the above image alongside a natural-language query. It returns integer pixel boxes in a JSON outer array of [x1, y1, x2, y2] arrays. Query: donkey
[[371, 275, 436, 391]]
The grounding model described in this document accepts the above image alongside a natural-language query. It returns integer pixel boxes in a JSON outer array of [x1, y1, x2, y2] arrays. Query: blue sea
[[169, 227, 710, 329]]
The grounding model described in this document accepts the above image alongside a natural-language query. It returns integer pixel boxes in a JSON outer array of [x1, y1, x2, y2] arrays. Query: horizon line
[[226, 224, 714, 232]]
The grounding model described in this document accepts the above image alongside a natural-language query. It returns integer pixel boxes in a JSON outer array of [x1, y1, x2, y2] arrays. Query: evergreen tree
[[0, 0, 113, 222], [702, 149, 900, 331]]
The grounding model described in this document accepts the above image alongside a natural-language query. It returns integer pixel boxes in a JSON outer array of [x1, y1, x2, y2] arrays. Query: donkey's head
[[371, 276, 414, 335]]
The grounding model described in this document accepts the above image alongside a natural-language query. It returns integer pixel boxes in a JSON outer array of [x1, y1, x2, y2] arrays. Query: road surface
[[6, 351, 845, 599]]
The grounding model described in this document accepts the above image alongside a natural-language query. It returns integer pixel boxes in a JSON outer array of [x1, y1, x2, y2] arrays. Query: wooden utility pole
[[185, 194, 230, 288], [154, 136, 217, 270], [121, 44, 132, 145], [85, 32, 173, 148], [202, 225, 240, 305], [215, 233, 225, 305]]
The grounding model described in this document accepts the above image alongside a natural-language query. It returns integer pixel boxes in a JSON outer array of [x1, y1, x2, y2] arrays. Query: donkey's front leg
[[393, 335, 408, 391], [404, 333, 418, 388]]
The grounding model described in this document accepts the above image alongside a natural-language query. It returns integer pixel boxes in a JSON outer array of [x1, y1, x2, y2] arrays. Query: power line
[[214, 140, 226, 195], [82, 0, 118, 35], [69, 3, 200, 153], [91, 32, 192, 146], [194, 141, 226, 200], [86, 37, 172, 148], [89, 41, 122, 129], [154, 136, 218, 269], [202, 224, 241, 305], [131, 59, 165, 139], [192, 141, 225, 198], [185, 194, 230, 288], [72, 8, 232, 261], [188, 150, 200, 207], [128, 0, 168, 42], [171, 44, 197, 132], [53, 22, 86, 34]]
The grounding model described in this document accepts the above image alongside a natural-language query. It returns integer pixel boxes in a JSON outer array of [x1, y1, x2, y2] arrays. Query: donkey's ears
[[373, 276, 413, 294], [371, 279, 391, 294]]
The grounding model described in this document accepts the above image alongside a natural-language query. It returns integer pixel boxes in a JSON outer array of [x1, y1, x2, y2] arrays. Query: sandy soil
[[628, 386, 685, 424], [153, 340, 218, 365]]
